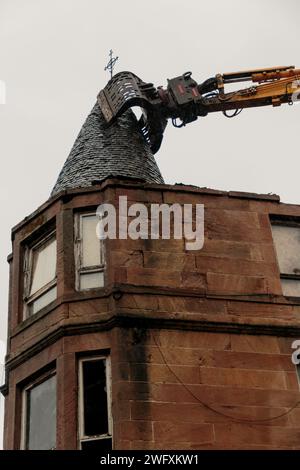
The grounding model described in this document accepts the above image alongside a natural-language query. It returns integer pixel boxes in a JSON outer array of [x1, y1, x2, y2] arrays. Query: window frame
[[20, 369, 57, 450], [23, 230, 57, 318], [271, 218, 300, 298], [78, 355, 112, 450], [74, 212, 105, 291]]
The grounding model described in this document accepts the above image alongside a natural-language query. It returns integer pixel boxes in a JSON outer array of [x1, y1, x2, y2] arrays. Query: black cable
[[202, 92, 219, 99], [172, 118, 185, 128], [223, 109, 243, 118], [218, 90, 242, 101]]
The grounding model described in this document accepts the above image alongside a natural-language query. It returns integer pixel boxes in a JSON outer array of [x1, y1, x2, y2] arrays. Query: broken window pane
[[82, 359, 109, 437], [25, 374, 56, 450], [271, 225, 300, 275], [82, 215, 101, 267], [30, 237, 57, 295]]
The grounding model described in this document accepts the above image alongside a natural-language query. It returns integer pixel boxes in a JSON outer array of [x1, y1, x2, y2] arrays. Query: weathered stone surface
[[207, 272, 267, 295], [153, 422, 214, 446]]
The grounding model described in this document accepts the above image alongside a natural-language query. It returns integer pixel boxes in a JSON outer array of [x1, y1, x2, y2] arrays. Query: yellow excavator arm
[[98, 65, 300, 153], [202, 66, 300, 115]]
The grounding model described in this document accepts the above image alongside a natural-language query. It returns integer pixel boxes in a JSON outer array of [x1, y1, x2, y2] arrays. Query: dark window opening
[[79, 357, 112, 450], [82, 359, 108, 436], [81, 438, 112, 451]]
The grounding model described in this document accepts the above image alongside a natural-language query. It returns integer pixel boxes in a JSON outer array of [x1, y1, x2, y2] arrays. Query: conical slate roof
[[51, 103, 164, 196]]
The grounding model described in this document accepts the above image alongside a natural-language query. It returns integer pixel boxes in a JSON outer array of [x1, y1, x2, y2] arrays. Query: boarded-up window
[[271, 223, 300, 297], [22, 373, 56, 450], [75, 213, 105, 291], [24, 232, 57, 317], [79, 357, 112, 450]]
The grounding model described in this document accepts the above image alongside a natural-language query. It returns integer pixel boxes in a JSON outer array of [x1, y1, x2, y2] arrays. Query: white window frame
[[23, 230, 57, 318], [271, 220, 300, 297], [21, 370, 57, 450], [74, 213, 105, 291], [78, 356, 112, 450]]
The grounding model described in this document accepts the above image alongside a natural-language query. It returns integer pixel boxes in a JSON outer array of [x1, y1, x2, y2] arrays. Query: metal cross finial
[[104, 49, 119, 80]]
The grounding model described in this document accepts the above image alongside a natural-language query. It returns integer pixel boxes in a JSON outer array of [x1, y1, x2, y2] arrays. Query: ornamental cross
[[104, 49, 119, 80]]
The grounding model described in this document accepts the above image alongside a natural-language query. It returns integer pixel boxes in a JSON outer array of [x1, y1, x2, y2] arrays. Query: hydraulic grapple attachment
[[97, 71, 204, 153], [97, 71, 168, 153]]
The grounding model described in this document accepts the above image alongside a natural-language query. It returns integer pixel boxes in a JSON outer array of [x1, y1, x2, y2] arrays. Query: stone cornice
[[2, 309, 300, 397], [9, 283, 300, 339], [10, 178, 282, 237]]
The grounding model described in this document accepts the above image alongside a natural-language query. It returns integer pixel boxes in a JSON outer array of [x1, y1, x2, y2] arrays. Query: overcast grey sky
[[1, 0, 300, 448]]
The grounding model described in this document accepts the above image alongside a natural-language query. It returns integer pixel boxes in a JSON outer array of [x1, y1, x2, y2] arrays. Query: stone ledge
[[2, 311, 300, 397]]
